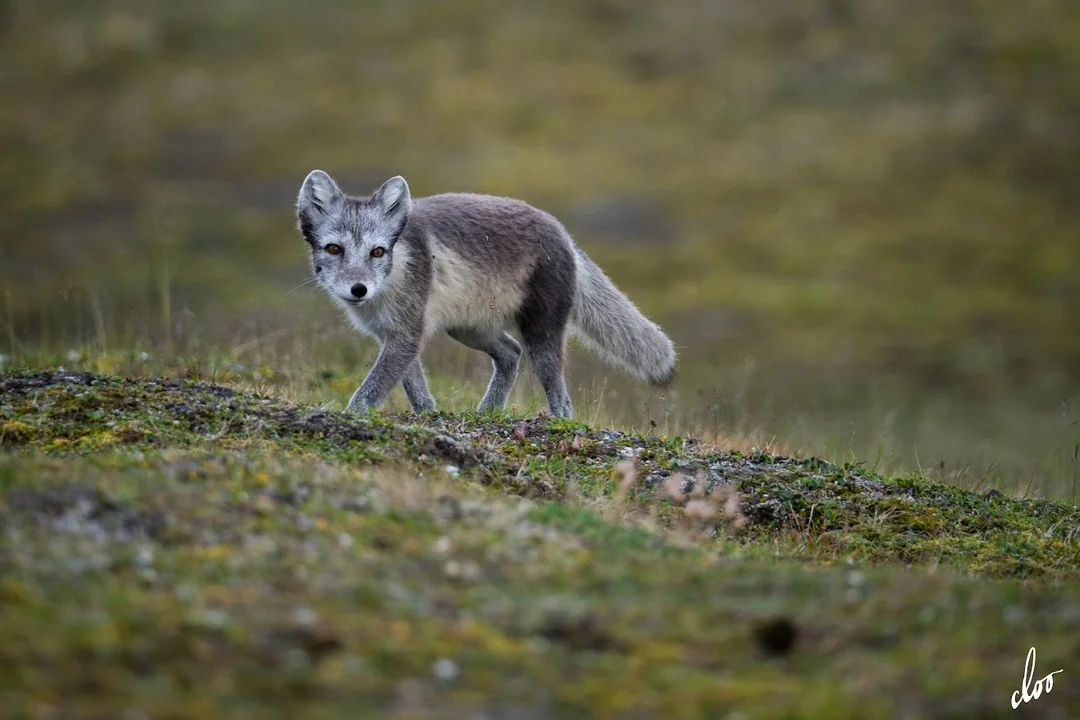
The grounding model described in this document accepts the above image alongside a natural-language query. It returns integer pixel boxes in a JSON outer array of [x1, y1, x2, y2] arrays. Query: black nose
[[350, 283, 367, 299]]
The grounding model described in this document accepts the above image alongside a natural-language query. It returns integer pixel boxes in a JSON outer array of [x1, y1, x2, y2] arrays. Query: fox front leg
[[347, 338, 421, 413], [400, 358, 437, 413]]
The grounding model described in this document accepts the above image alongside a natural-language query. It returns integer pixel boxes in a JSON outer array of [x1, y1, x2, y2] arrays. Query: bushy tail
[[570, 247, 676, 387]]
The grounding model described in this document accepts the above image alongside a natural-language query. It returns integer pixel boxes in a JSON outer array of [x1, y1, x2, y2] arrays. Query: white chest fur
[[421, 238, 526, 338]]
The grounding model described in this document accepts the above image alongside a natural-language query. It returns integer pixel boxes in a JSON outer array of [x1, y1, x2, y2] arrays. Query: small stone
[[133, 546, 154, 569], [460, 560, 481, 580], [432, 657, 459, 681], [434, 494, 463, 522], [246, 535, 277, 555], [282, 647, 310, 672], [292, 606, 318, 627], [434, 536, 453, 554], [254, 495, 275, 515], [443, 559, 480, 580], [176, 583, 199, 603], [339, 496, 371, 513]]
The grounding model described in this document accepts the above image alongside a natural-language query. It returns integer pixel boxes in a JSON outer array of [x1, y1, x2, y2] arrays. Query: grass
[[1, 367, 1078, 718], [6, 339, 1079, 501]]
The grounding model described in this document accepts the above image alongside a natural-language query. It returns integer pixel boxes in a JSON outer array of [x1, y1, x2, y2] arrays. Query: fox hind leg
[[520, 332, 573, 418], [515, 262, 575, 419], [447, 327, 522, 413]]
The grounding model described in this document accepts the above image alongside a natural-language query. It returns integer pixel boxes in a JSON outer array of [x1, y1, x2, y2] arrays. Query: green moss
[[5, 369, 1077, 580], [2, 369, 1079, 716], [0, 420, 35, 445]]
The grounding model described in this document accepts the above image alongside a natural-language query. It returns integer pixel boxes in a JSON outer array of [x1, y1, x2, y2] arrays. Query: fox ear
[[373, 175, 412, 219], [298, 169, 344, 218]]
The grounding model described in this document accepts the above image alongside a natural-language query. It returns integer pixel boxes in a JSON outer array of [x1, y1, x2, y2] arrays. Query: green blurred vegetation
[[2, 0, 1079, 495]]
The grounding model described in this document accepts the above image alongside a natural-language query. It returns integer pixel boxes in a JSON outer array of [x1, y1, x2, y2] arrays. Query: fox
[[295, 169, 676, 418]]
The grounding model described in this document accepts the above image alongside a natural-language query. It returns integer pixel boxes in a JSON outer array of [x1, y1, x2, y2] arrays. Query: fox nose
[[350, 283, 367, 299]]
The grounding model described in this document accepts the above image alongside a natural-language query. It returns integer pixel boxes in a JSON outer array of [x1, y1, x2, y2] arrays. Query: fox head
[[296, 170, 412, 307]]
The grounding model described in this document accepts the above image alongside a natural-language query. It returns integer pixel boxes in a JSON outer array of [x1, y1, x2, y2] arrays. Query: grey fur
[[295, 170, 676, 418], [448, 327, 522, 412]]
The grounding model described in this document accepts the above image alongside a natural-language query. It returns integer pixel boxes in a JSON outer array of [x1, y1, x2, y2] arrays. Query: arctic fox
[[295, 170, 676, 418]]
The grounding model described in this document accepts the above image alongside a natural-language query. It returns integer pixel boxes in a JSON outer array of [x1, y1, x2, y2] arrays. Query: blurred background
[[1, 0, 1078, 496]]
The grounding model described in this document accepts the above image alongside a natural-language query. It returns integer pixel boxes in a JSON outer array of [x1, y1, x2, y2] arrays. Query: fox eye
[[324, 244, 343, 256], [371, 247, 386, 258]]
